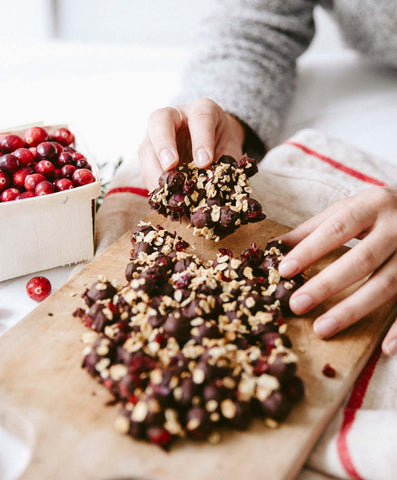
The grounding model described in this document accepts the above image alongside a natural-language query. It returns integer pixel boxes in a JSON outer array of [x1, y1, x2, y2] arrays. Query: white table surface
[[0, 33, 396, 480]]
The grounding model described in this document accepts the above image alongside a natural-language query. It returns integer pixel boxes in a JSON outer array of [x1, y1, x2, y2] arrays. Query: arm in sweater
[[175, 0, 317, 159]]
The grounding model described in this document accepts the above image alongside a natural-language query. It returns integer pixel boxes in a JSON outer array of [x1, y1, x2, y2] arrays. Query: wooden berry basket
[[0, 123, 101, 282]]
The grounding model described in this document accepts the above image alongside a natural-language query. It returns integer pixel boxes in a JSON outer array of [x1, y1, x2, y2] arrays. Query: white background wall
[[0, 0, 344, 53]]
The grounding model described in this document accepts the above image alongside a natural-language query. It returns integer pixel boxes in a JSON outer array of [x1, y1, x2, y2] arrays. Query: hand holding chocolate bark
[[149, 154, 265, 241]]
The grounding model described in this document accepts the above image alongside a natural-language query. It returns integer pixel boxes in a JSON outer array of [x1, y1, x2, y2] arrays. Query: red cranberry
[[35, 180, 55, 196], [36, 142, 58, 161], [0, 187, 19, 202], [17, 191, 35, 200], [57, 151, 74, 166], [13, 167, 34, 187], [322, 363, 336, 378], [55, 178, 74, 191], [24, 173, 46, 191], [0, 134, 24, 153], [75, 158, 90, 169], [24, 127, 48, 147], [52, 142, 64, 156], [26, 276, 51, 301], [72, 152, 85, 161], [34, 160, 55, 178], [61, 164, 76, 178], [53, 127, 74, 146], [13, 148, 35, 167], [0, 154, 20, 172], [0, 170, 10, 192], [63, 146, 75, 153], [72, 168, 95, 186]]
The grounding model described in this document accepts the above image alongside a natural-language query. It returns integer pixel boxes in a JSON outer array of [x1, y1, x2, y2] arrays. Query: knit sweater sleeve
[[174, 0, 317, 159]]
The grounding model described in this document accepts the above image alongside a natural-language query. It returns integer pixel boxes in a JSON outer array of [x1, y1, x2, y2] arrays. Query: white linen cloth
[[95, 128, 397, 480]]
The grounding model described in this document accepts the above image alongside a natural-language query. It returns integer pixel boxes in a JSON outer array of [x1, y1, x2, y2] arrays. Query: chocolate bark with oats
[[149, 154, 265, 241], [74, 222, 304, 449]]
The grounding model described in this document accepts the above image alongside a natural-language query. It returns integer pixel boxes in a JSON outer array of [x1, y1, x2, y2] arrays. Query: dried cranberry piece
[[173, 273, 191, 289], [147, 426, 172, 448], [322, 363, 336, 378], [183, 179, 196, 195], [175, 239, 189, 251], [219, 247, 233, 257]]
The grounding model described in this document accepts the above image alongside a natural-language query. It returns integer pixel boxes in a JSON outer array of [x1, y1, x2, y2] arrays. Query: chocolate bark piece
[[75, 222, 305, 449], [149, 154, 266, 241]]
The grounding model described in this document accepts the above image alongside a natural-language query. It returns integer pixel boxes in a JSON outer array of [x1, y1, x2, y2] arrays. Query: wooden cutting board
[[0, 213, 395, 480]]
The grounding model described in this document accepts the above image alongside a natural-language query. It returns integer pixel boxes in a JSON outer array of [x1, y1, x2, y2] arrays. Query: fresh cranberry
[[55, 178, 74, 191], [0, 187, 19, 202], [13, 148, 35, 167], [0, 170, 10, 192], [71, 152, 85, 161], [0, 154, 20, 172], [26, 276, 51, 301], [24, 127, 48, 147], [36, 142, 58, 161], [24, 173, 46, 191], [53, 127, 74, 146], [13, 167, 34, 187], [57, 151, 74, 166], [17, 191, 35, 200], [0, 134, 24, 153], [72, 168, 95, 186], [63, 146, 75, 153], [35, 180, 55, 196], [53, 168, 62, 180], [75, 158, 90, 169], [322, 363, 336, 378], [52, 142, 64, 156], [61, 164, 76, 178], [35, 160, 55, 178]]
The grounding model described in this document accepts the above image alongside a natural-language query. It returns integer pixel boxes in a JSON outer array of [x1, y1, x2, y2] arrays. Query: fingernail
[[313, 317, 338, 338], [159, 149, 176, 170], [279, 259, 299, 277], [289, 293, 312, 314], [195, 148, 210, 167], [384, 339, 397, 356]]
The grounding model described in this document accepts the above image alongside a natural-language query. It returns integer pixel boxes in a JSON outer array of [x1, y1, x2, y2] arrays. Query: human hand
[[277, 186, 397, 356], [138, 98, 245, 190]]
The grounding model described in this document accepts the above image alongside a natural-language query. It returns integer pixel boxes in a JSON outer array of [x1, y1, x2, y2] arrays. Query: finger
[[382, 317, 397, 356], [147, 106, 184, 170], [278, 196, 376, 278], [279, 195, 355, 247], [138, 138, 163, 191], [289, 231, 395, 315], [312, 250, 397, 339], [213, 115, 243, 161], [188, 98, 220, 168]]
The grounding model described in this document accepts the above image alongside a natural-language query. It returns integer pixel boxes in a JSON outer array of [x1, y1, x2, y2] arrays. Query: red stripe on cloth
[[336, 347, 382, 479], [106, 186, 150, 198], [285, 141, 388, 187]]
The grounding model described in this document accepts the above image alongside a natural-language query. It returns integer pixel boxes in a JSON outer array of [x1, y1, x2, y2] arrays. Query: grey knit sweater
[[176, 0, 397, 158]]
